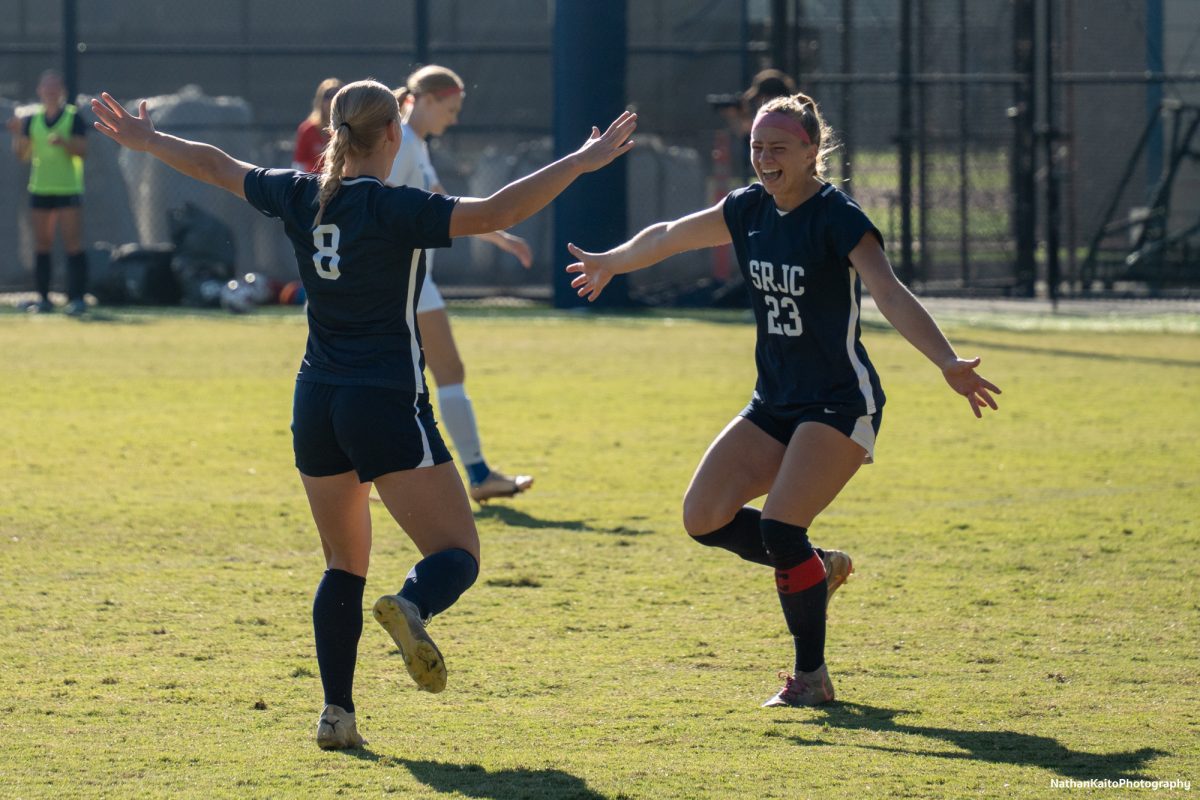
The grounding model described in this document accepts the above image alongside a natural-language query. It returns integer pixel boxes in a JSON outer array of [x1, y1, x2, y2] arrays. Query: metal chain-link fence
[[2, 0, 1199, 302]]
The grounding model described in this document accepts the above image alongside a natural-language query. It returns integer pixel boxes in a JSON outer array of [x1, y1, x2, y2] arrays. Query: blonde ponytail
[[313, 124, 352, 227], [310, 79, 401, 228]]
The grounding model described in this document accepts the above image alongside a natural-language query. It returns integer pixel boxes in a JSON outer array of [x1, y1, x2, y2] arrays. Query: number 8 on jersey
[[313, 223, 342, 280]]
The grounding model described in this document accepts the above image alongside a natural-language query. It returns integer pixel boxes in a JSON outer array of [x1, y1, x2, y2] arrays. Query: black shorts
[[740, 397, 883, 462], [292, 381, 452, 482], [30, 193, 82, 210]]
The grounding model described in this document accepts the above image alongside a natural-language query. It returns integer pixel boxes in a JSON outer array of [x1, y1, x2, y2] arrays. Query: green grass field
[[1, 304, 1197, 799]]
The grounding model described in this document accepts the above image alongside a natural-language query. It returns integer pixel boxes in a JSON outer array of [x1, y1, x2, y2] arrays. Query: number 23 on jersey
[[748, 258, 804, 337]]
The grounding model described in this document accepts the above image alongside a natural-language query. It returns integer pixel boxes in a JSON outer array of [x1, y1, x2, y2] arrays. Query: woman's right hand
[[5, 115, 22, 135], [565, 242, 616, 302], [90, 93, 156, 152]]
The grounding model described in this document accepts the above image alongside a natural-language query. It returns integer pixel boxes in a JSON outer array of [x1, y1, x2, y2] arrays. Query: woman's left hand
[[941, 357, 1001, 418], [570, 111, 637, 174], [496, 231, 534, 268]]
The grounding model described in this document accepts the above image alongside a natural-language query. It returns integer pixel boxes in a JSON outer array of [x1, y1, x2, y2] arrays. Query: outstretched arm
[[448, 111, 637, 237], [566, 200, 731, 302], [850, 234, 1001, 417], [90, 92, 255, 198]]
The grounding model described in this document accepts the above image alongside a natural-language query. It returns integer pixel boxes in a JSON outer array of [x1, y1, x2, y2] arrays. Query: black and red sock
[[761, 518, 827, 673]]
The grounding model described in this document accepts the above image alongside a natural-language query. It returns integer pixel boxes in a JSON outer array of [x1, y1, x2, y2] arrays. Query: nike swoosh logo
[[748, 230, 761, 237], [823, 408, 837, 414]]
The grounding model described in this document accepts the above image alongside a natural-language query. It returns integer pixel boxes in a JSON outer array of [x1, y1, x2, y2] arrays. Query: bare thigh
[[58, 206, 83, 252], [300, 469, 374, 577], [31, 209, 57, 251], [373, 461, 480, 562], [761, 421, 868, 528], [682, 416, 786, 536], [417, 308, 465, 387]]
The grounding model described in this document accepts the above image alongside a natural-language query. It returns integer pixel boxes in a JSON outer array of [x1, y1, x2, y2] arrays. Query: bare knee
[[682, 490, 732, 538]]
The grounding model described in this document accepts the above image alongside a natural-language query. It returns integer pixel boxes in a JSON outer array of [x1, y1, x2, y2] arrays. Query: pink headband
[[751, 111, 812, 145]]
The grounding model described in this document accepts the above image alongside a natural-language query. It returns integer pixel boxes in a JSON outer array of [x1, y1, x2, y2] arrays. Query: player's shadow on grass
[[954, 337, 1200, 368], [475, 504, 653, 536], [783, 702, 1166, 782], [394, 758, 609, 799]]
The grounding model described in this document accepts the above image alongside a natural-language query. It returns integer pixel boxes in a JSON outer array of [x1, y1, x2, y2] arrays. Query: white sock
[[437, 383, 485, 468]]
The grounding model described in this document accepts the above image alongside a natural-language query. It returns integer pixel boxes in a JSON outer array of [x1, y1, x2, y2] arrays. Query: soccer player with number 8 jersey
[[91, 80, 636, 748], [567, 92, 1000, 707]]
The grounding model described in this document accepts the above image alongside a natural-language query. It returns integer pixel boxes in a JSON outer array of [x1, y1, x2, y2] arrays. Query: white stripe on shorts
[[406, 249, 434, 468], [850, 414, 876, 464]]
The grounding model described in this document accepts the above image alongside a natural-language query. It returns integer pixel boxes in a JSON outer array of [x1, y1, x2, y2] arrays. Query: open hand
[[90, 92, 156, 152], [942, 357, 1001, 418], [497, 231, 534, 268], [565, 242, 615, 302], [570, 110, 637, 174]]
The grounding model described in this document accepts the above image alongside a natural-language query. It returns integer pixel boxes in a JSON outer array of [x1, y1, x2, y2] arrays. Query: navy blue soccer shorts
[[292, 381, 452, 482], [740, 397, 883, 464]]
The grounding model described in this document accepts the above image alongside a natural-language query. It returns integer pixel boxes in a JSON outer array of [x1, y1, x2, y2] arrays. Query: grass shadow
[[782, 701, 1167, 781], [338, 754, 612, 799], [475, 505, 653, 536], [953, 337, 1200, 368]]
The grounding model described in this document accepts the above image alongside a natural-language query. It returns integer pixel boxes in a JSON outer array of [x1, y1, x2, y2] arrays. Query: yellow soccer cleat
[[372, 594, 447, 693], [821, 549, 854, 611]]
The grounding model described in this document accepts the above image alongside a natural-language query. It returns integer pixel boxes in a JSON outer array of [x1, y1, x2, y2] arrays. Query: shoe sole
[[372, 595, 447, 693], [762, 691, 836, 708], [469, 476, 534, 504], [316, 723, 365, 750], [823, 551, 854, 611]]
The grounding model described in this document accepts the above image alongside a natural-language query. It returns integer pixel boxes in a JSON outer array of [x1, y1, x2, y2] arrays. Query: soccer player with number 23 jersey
[[567, 92, 1001, 708]]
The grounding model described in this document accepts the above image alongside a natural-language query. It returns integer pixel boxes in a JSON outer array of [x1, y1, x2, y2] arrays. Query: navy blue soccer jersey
[[722, 181, 886, 416], [243, 168, 457, 392]]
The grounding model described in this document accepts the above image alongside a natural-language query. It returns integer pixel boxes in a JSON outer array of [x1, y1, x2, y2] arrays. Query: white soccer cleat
[[469, 470, 534, 503], [762, 665, 836, 708], [316, 704, 366, 750], [372, 594, 447, 693]]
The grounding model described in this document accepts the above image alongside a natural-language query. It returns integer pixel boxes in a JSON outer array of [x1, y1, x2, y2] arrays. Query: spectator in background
[[6, 69, 89, 315], [712, 68, 798, 182], [292, 78, 342, 173], [743, 69, 798, 118]]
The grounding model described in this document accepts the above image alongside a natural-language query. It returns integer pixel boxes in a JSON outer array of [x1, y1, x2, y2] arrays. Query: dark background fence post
[[898, 0, 914, 285], [552, 0, 630, 309], [1012, 0, 1038, 296], [61, 0, 78, 99], [1043, 0, 1061, 307], [414, 0, 429, 67]]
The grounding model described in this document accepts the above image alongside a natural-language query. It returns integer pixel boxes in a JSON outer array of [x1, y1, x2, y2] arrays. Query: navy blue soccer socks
[[312, 568, 366, 713]]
